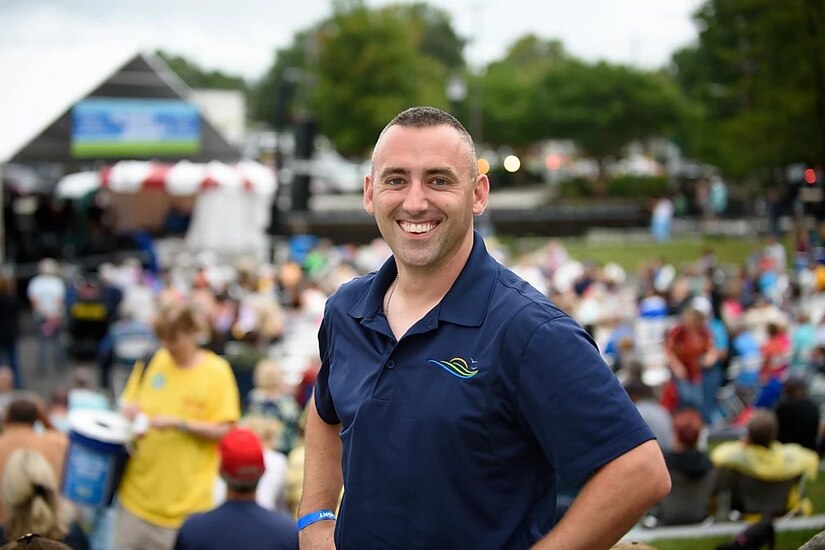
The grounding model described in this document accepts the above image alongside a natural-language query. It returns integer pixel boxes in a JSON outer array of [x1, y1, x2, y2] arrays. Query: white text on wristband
[[298, 510, 337, 531]]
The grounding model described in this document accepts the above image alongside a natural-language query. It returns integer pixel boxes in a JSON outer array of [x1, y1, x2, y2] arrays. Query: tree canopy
[[671, 0, 825, 176], [481, 36, 687, 165], [481, 36, 572, 147], [161, 0, 821, 184], [532, 62, 686, 163], [156, 50, 247, 90], [252, 1, 465, 156]]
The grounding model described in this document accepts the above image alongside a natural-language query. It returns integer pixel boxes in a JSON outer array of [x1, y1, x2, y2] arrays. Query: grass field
[[507, 233, 785, 275], [562, 235, 769, 272], [645, 527, 821, 549]]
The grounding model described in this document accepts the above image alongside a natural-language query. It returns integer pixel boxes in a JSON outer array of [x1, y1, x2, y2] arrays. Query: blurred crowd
[[0, 228, 825, 546]]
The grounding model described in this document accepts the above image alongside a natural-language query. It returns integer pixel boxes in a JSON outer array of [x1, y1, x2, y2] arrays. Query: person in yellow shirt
[[711, 408, 819, 515], [115, 304, 240, 550]]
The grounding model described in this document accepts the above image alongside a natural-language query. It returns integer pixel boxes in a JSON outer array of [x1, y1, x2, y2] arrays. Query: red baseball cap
[[219, 428, 265, 483]]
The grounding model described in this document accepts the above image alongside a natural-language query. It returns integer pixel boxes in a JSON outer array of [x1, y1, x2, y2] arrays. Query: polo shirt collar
[[349, 257, 398, 320], [348, 231, 497, 328]]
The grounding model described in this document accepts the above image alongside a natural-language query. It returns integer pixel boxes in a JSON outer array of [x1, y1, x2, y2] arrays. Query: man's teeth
[[401, 222, 435, 233]]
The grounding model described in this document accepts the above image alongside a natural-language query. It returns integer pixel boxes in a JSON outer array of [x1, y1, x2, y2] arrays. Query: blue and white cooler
[[61, 409, 131, 507]]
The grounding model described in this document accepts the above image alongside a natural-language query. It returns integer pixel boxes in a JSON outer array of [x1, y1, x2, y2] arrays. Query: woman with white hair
[[0, 449, 88, 548]]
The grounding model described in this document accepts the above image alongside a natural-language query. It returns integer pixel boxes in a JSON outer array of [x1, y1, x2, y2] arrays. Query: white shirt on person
[[27, 274, 66, 318]]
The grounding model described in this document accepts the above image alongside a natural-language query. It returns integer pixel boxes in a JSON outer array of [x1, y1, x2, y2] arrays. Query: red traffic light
[[805, 168, 817, 185]]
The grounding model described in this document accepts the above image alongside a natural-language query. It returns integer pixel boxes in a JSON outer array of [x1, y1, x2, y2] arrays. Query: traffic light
[[805, 168, 817, 185]]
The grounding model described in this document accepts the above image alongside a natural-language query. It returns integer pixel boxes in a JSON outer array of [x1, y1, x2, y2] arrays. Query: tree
[[251, 1, 466, 155], [395, 2, 466, 71], [481, 36, 571, 148], [156, 50, 247, 90], [311, 2, 451, 155], [671, 0, 825, 177], [248, 31, 313, 129], [531, 61, 687, 186]]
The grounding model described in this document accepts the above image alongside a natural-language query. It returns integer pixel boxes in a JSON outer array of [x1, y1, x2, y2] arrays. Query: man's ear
[[472, 174, 490, 216], [364, 175, 375, 215]]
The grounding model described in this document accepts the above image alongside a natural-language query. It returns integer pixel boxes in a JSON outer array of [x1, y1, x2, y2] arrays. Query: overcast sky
[[2, 0, 704, 80]]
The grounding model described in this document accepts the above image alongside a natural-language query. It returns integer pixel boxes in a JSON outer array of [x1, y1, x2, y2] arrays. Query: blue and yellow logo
[[427, 357, 479, 379]]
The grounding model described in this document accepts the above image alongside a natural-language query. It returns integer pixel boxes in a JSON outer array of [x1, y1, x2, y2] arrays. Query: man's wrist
[[297, 510, 336, 531], [178, 419, 188, 432]]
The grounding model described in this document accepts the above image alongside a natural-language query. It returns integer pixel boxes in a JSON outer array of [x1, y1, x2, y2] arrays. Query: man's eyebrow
[[425, 167, 459, 179], [378, 167, 410, 179]]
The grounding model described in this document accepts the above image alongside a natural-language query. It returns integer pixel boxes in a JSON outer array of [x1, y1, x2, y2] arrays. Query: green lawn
[[645, 527, 821, 549], [505, 233, 790, 274], [562, 236, 766, 272]]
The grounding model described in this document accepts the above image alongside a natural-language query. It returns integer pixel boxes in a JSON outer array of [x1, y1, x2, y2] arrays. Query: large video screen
[[71, 98, 201, 158]]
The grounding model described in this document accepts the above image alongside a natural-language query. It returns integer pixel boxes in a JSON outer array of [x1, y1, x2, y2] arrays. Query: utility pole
[[468, 1, 485, 144]]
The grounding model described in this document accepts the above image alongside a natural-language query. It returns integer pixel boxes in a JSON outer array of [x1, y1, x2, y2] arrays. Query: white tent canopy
[[0, 46, 139, 165]]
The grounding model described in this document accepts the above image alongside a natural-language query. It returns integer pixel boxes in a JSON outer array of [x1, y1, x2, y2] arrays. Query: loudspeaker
[[291, 118, 317, 212]]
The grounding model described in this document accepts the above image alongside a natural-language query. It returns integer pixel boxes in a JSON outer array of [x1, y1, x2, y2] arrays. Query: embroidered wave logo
[[427, 357, 479, 379]]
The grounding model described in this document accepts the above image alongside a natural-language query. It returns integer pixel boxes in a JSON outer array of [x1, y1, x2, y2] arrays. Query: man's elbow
[[619, 441, 671, 507], [650, 461, 672, 503], [642, 446, 672, 505]]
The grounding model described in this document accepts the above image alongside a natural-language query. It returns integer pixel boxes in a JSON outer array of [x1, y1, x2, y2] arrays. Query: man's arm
[[299, 396, 343, 550], [533, 440, 671, 550]]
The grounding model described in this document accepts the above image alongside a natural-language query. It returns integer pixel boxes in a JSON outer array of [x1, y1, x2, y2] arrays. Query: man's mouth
[[399, 221, 438, 234]]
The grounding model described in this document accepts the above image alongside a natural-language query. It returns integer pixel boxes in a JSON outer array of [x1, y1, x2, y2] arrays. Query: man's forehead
[[375, 123, 462, 147], [372, 124, 473, 170]]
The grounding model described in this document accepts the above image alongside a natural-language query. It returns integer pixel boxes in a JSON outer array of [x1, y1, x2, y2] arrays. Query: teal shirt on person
[[791, 322, 816, 374]]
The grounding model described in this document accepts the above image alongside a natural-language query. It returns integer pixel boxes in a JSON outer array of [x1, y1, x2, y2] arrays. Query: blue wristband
[[297, 510, 336, 531]]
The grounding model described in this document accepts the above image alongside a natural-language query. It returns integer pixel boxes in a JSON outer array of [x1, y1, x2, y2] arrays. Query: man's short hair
[[784, 375, 808, 399], [5, 398, 38, 425], [375, 106, 478, 178], [672, 407, 704, 449], [747, 408, 779, 448], [623, 379, 652, 401]]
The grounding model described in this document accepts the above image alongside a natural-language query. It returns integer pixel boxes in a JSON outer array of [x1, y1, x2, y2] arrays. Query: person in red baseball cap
[[219, 428, 266, 488], [173, 428, 297, 550]]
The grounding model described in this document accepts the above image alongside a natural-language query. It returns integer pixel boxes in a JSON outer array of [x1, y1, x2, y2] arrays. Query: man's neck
[[387, 233, 474, 339], [3, 423, 36, 432], [226, 489, 257, 502], [395, 232, 474, 305]]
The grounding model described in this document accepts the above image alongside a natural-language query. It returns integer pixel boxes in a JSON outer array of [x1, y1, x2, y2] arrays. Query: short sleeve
[[119, 356, 149, 407], [207, 357, 241, 423], [314, 299, 340, 425], [516, 313, 654, 483]]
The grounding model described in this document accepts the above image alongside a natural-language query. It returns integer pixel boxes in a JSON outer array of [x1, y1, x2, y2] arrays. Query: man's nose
[[402, 181, 428, 213]]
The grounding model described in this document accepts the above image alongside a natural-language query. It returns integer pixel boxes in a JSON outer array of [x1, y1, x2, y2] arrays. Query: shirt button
[[386, 360, 395, 369]]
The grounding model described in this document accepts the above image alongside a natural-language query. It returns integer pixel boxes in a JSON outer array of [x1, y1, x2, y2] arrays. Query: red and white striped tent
[[56, 159, 276, 198], [56, 160, 277, 256]]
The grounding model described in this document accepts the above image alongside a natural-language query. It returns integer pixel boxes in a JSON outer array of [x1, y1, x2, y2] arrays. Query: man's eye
[[386, 177, 405, 186], [432, 178, 449, 186]]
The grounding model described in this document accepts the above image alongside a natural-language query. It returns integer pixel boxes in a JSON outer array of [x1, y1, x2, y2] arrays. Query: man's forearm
[[299, 397, 344, 514], [533, 440, 671, 550]]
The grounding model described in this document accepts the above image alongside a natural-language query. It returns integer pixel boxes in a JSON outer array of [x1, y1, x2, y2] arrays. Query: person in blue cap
[[299, 106, 671, 549]]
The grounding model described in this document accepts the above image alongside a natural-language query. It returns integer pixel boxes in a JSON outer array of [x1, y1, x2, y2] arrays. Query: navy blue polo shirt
[[315, 232, 654, 549]]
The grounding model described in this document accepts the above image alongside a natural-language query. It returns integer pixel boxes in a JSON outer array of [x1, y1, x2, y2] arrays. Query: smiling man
[[299, 106, 670, 549]]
